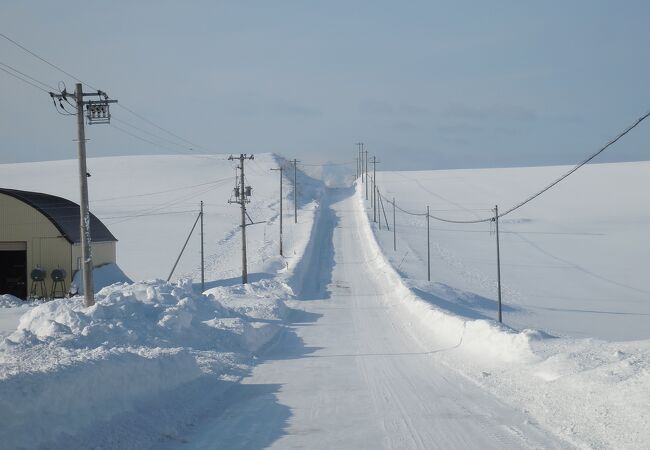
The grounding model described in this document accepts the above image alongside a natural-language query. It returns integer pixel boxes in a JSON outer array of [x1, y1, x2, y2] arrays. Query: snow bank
[[0, 278, 292, 449], [356, 181, 650, 448], [352, 183, 539, 364], [70, 263, 132, 295], [0, 294, 24, 308]]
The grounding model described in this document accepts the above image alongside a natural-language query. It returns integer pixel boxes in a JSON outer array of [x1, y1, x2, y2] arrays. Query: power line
[[111, 117, 202, 153], [115, 103, 211, 153], [0, 32, 96, 89], [0, 61, 57, 91], [0, 31, 214, 155], [109, 123, 183, 154], [92, 178, 231, 202], [381, 110, 650, 224], [0, 65, 51, 93], [298, 160, 355, 167]]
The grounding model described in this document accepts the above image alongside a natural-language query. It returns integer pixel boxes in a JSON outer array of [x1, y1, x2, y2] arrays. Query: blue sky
[[1, 1, 648, 169]]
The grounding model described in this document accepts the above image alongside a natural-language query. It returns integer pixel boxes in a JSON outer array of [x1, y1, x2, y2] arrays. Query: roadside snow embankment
[[0, 278, 292, 449], [355, 182, 650, 449]]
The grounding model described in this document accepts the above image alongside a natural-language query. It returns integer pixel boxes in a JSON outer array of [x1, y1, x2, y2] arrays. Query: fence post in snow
[[494, 204, 503, 323], [427, 205, 430, 282]]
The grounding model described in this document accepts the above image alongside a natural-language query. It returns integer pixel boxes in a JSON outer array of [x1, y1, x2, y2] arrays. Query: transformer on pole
[[49, 83, 117, 308], [228, 154, 255, 284]]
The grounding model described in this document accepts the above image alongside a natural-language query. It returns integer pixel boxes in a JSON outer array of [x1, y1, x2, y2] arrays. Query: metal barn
[[0, 188, 117, 299]]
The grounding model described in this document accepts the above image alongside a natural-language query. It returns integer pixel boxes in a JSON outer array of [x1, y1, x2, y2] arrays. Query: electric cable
[[0, 65, 51, 93], [0, 61, 57, 91], [0, 31, 216, 156], [378, 110, 650, 224]]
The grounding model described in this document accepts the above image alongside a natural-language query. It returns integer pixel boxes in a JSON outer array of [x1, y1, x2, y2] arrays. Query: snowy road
[[175, 188, 569, 449]]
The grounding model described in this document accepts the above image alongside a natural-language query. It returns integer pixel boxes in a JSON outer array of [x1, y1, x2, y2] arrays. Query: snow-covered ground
[[0, 153, 327, 448], [0, 153, 301, 283], [371, 161, 650, 341], [1, 155, 649, 449], [362, 162, 650, 448]]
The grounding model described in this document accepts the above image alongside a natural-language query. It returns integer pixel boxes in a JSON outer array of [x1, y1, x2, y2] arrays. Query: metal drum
[[30, 268, 46, 282], [51, 269, 67, 282]]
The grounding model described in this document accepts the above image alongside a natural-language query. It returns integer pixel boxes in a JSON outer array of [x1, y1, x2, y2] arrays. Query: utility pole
[[50, 83, 117, 307], [364, 149, 369, 200], [427, 206, 430, 282], [370, 156, 379, 222], [200, 201, 204, 292], [377, 185, 381, 230], [291, 159, 299, 223], [356, 143, 364, 183], [494, 205, 502, 323], [393, 197, 396, 251], [271, 166, 284, 256], [228, 154, 254, 284]]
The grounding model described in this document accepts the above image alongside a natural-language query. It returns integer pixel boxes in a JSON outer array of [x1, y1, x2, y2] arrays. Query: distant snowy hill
[[0, 153, 287, 283]]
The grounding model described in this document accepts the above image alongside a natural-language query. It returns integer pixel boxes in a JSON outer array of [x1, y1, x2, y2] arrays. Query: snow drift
[[0, 278, 293, 449]]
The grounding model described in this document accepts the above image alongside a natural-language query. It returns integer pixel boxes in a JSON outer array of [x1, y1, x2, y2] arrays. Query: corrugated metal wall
[[1, 193, 116, 298]]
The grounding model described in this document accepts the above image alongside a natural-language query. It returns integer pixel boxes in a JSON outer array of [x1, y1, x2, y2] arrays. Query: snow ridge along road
[[176, 187, 569, 449]]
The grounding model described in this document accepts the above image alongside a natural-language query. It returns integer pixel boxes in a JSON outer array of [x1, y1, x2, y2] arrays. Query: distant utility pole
[[228, 154, 254, 284], [271, 166, 284, 256], [49, 83, 117, 308], [200, 201, 205, 291], [494, 205, 503, 323], [370, 156, 379, 222], [426, 206, 430, 282], [291, 159, 299, 223], [393, 197, 396, 251], [356, 142, 364, 182], [364, 149, 369, 200]]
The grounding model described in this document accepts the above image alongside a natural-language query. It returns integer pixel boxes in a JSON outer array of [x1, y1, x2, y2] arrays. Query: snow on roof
[[0, 188, 117, 244]]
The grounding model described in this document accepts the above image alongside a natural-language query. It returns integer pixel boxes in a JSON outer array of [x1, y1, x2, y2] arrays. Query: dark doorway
[[0, 250, 27, 299]]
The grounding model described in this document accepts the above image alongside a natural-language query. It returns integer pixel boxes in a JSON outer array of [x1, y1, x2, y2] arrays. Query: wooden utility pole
[[377, 185, 381, 230], [50, 83, 117, 307], [74, 83, 93, 306], [228, 154, 254, 284], [370, 156, 379, 223], [271, 166, 284, 256], [364, 149, 369, 200], [393, 197, 396, 251], [494, 204, 502, 323], [291, 159, 299, 223], [357, 143, 364, 183], [427, 206, 430, 282], [200, 201, 204, 291]]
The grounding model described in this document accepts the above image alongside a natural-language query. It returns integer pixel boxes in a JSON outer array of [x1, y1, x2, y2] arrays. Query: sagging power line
[[0, 31, 217, 158]]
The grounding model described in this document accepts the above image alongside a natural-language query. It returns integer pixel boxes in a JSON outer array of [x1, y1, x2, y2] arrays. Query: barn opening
[[0, 188, 118, 300], [0, 242, 27, 299]]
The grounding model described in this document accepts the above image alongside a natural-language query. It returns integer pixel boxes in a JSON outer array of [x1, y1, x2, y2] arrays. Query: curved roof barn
[[0, 188, 117, 243]]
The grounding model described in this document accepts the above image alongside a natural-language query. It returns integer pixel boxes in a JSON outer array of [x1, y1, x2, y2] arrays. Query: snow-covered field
[[363, 162, 650, 448], [371, 161, 650, 341], [0, 153, 302, 283], [0, 153, 326, 448], [1, 154, 649, 449]]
